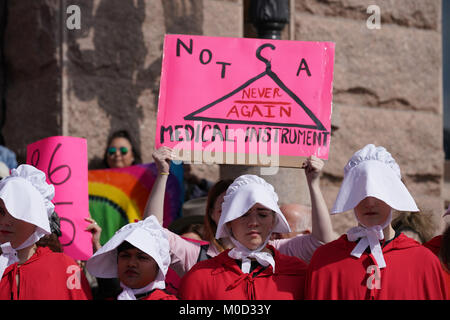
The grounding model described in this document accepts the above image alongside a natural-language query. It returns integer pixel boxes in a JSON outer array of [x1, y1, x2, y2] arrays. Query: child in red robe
[[178, 174, 308, 300], [306, 144, 447, 300], [0, 165, 92, 300], [86, 216, 177, 300]]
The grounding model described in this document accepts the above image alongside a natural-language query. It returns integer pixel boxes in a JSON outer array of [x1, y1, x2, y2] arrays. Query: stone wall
[[3, 0, 241, 180], [293, 0, 444, 234], [64, 0, 242, 175], [3, 0, 62, 162]]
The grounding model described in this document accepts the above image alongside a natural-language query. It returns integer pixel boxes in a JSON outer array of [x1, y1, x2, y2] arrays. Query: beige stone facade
[[292, 0, 444, 234], [2, 0, 446, 235]]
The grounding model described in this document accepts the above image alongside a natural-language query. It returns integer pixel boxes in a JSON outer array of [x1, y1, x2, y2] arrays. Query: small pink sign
[[27, 136, 92, 261], [156, 34, 335, 166]]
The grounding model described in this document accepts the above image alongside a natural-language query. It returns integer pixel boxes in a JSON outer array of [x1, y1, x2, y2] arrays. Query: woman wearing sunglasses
[[103, 130, 142, 169], [92, 130, 143, 298]]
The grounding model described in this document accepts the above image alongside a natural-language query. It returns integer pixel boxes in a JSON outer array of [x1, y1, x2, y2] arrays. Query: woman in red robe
[[423, 208, 450, 299], [178, 242, 307, 300], [178, 173, 316, 300], [307, 229, 446, 299], [0, 246, 92, 300], [306, 144, 447, 300], [0, 165, 92, 300]]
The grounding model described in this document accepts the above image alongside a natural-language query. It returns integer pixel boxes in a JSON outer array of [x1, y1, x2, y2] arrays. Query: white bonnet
[[86, 216, 170, 282], [9, 164, 55, 216], [0, 164, 54, 235], [215, 174, 290, 239], [225, 174, 279, 202], [331, 144, 419, 214], [344, 144, 401, 178]]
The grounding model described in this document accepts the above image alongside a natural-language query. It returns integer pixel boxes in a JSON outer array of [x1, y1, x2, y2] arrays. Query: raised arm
[[84, 216, 102, 253], [143, 147, 174, 224], [302, 155, 337, 243], [141, 147, 207, 276]]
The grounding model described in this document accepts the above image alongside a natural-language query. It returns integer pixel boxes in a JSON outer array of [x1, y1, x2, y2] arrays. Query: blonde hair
[[391, 210, 436, 243]]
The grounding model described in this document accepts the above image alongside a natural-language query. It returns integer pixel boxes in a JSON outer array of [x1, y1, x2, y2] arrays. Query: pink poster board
[[156, 34, 335, 167], [26, 136, 92, 261]]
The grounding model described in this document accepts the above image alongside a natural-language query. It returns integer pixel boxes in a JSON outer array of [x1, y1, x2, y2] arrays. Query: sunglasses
[[107, 147, 129, 156]]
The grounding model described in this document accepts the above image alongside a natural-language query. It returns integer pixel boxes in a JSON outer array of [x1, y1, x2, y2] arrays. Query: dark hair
[[36, 233, 63, 253], [117, 241, 136, 254], [49, 211, 62, 237], [203, 179, 233, 252], [103, 130, 142, 168], [440, 224, 450, 272], [36, 211, 63, 252], [180, 223, 205, 240]]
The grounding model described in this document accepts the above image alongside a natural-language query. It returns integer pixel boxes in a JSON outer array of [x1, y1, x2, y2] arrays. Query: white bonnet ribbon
[[0, 242, 19, 280], [347, 210, 392, 269], [228, 236, 275, 274], [347, 225, 386, 268], [117, 278, 165, 300], [0, 230, 43, 280]]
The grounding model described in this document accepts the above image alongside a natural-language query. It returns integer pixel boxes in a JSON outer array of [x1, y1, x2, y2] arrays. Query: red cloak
[[178, 245, 307, 300], [423, 235, 442, 256], [306, 233, 447, 300], [423, 235, 450, 299], [0, 247, 92, 300], [139, 289, 178, 300]]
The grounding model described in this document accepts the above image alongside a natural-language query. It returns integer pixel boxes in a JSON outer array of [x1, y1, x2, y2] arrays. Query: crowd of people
[[0, 133, 449, 300]]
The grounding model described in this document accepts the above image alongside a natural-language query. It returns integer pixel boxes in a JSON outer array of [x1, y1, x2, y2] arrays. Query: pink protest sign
[[26, 136, 92, 260], [156, 34, 335, 167]]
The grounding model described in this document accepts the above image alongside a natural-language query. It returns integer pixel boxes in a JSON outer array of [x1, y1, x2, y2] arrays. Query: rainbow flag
[[88, 163, 182, 245]]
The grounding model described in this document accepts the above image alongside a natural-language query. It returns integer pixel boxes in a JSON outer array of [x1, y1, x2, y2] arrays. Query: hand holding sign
[[27, 136, 92, 261], [84, 216, 102, 253], [302, 155, 324, 186], [156, 34, 335, 168]]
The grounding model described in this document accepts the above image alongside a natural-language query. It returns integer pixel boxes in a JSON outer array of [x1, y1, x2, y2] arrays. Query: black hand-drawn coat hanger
[[184, 43, 326, 131]]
